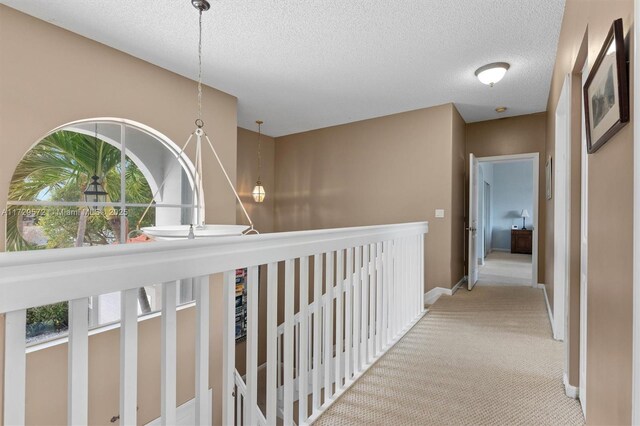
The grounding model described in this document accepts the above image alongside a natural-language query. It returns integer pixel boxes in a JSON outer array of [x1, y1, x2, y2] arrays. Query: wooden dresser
[[511, 229, 533, 254]]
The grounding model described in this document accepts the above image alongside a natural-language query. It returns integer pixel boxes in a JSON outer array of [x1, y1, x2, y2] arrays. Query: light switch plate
[[435, 209, 445, 218]]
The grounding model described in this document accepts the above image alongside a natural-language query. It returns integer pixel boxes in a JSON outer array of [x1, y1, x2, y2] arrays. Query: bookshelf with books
[[235, 268, 247, 341]]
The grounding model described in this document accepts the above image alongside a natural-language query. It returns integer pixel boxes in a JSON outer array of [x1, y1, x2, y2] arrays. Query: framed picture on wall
[[545, 156, 552, 200], [584, 18, 629, 154]]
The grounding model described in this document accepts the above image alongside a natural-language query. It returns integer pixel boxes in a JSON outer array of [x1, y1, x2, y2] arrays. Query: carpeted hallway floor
[[478, 252, 532, 286], [315, 286, 584, 425]]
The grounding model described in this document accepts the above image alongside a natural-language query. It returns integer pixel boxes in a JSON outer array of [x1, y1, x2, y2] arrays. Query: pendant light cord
[[197, 9, 204, 127], [257, 122, 262, 181]]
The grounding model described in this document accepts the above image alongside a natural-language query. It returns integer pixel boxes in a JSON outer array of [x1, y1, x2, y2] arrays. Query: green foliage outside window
[[6, 129, 156, 339]]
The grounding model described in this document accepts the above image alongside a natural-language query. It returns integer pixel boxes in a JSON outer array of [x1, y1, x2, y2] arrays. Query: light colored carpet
[[478, 251, 532, 286], [314, 286, 584, 426]]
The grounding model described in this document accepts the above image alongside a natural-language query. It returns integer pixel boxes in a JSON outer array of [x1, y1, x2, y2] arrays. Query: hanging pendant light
[[252, 120, 266, 203], [83, 123, 107, 210], [139, 0, 258, 239]]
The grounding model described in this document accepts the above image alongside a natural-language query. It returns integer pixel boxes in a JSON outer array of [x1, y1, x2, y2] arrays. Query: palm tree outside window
[[5, 119, 198, 345]]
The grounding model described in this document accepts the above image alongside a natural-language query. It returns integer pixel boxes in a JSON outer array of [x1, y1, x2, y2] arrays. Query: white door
[[468, 153, 480, 289]]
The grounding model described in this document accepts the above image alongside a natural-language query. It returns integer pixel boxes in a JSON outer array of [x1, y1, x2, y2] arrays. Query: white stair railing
[[0, 221, 427, 426]]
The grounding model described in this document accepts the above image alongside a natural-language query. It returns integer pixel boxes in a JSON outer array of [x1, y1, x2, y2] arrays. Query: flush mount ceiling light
[[495, 106, 507, 113], [475, 62, 510, 87]]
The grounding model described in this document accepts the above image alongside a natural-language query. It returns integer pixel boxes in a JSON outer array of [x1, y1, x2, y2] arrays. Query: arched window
[[5, 118, 198, 345]]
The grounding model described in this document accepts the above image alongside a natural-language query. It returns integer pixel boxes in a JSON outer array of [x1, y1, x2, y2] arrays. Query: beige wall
[[0, 6, 238, 425], [273, 103, 465, 292], [546, 0, 634, 424], [465, 113, 547, 282]]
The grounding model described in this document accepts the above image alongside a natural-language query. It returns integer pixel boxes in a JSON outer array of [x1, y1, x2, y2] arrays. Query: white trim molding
[[424, 276, 467, 306], [542, 284, 555, 338], [633, 0, 640, 422], [424, 287, 451, 306], [564, 373, 579, 400]]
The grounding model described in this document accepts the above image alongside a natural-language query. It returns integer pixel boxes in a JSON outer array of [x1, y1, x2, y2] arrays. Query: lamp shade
[[475, 62, 510, 86], [84, 175, 108, 209], [252, 182, 265, 203], [520, 209, 530, 218]]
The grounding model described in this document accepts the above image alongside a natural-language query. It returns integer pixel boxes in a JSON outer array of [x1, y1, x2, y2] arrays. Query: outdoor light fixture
[[475, 62, 510, 87], [520, 209, 530, 230], [252, 120, 266, 203], [83, 124, 107, 209]]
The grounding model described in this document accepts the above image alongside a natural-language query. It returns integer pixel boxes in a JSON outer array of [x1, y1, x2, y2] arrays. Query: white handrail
[[0, 222, 427, 314]]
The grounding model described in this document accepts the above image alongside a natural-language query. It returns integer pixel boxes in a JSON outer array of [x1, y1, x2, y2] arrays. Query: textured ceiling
[[2, 0, 565, 137]]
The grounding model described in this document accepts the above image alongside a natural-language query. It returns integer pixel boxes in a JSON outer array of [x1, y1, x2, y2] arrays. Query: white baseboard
[[146, 388, 212, 425], [564, 373, 579, 399], [492, 248, 511, 252], [424, 287, 451, 305], [536, 283, 546, 289], [541, 283, 555, 337], [424, 276, 467, 305]]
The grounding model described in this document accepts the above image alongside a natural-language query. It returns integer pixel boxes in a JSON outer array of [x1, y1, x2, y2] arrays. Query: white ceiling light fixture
[[475, 62, 510, 87]]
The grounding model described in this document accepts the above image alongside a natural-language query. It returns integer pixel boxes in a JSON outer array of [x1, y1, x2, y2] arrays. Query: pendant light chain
[[197, 9, 204, 127], [257, 121, 262, 181]]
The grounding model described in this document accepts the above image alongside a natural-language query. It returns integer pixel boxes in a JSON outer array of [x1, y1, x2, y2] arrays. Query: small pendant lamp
[[252, 120, 266, 203]]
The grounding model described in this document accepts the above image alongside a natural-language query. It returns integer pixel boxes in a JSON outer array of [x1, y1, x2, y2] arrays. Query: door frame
[[554, 74, 571, 342], [475, 153, 540, 287], [632, 0, 640, 421], [579, 60, 589, 417]]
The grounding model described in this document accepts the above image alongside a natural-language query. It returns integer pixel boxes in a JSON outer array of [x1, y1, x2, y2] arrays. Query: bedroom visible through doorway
[[476, 156, 536, 286]]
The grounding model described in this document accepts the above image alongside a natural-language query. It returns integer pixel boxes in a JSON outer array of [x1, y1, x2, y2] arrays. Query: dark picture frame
[[583, 18, 629, 154]]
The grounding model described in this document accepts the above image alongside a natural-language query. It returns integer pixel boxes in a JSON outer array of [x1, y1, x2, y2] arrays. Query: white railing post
[[4, 309, 26, 426], [361, 245, 369, 367], [344, 247, 353, 384], [68, 298, 89, 426], [335, 249, 344, 390], [283, 259, 295, 424], [312, 254, 322, 413], [299, 257, 310, 424], [266, 263, 278, 425], [368, 244, 376, 362], [222, 272, 235, 426], [161, 281, 177, 426], [194, 277, 210, 425], [245, 266, 259, 426], [324, 252, 334, 402], [381, 241, 389, 349], [120, 288, 138, 426], [420, 234, 425, 312], [353, 246, 361, 374], [375, 242, 383, 355]]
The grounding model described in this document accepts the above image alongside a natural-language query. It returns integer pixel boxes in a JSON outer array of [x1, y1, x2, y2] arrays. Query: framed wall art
[[583, 18, 629, 154]]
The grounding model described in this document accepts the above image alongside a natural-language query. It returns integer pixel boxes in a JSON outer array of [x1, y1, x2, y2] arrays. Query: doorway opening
[[468, 153, 539, 289]]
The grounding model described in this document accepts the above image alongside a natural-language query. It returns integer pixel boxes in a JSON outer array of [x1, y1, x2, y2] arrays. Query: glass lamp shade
[[84, 175, 108, 208], [252, 182, 266, 203], [475, 62, 510, 86]]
